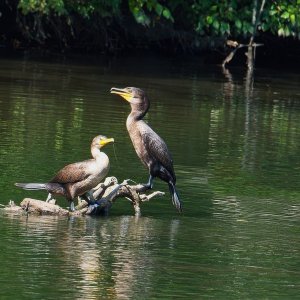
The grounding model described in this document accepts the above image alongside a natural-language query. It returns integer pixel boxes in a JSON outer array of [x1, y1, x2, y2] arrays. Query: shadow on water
[[0, 56, 299, 298]]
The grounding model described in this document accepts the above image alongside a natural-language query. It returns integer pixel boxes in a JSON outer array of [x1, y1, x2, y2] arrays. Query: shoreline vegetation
[[0, 1, 300, 66]]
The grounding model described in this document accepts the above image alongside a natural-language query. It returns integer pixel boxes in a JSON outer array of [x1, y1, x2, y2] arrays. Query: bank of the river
[[1, 1, 300, 67]]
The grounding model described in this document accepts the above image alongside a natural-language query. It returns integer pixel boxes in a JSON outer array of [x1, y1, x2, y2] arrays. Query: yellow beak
[[100, 138, 114, 146], [110, 87, 132, 102]]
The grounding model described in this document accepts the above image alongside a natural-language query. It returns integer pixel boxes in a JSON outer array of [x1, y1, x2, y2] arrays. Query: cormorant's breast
[[50, 152, 109, 186]]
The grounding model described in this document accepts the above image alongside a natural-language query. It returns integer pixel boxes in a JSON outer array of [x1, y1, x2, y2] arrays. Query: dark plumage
[[111, 87, 182, 212], [15, 135, 114, 211]]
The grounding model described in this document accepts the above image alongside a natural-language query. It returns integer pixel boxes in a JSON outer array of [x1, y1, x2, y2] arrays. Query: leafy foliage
[[191, 0, 300, 38], [18, 0, 122, 18], [16, 0, 300, 38], [266, 0, 300, 38], [18, 0, 173, 24], [128, 0, 173, 26], [3, 0, 300, 52]]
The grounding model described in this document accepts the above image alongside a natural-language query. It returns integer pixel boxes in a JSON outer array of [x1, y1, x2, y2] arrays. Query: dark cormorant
[[110, 87, 182, 212], [15, 135, 114, 211]]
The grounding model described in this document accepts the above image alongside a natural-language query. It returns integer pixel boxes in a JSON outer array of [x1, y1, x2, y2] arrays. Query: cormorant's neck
[[129, 96, 149, 121], [91, 146, 101, 159], [128, 110, 146, 121]]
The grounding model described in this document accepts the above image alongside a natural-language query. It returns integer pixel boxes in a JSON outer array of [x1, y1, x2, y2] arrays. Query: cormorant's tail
[[168, 182, 183, 213], [15, 183, 47, 190]]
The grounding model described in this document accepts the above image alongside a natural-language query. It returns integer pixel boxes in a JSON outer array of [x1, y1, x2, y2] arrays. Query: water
[[0, 55, 299, 299]]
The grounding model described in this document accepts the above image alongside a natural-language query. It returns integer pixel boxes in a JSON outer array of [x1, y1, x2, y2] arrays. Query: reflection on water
[[0, 56, 299, 299], [0, 212, 182, 299]]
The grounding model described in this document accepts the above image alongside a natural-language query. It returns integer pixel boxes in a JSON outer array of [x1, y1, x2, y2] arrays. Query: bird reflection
[[1, 211, 181, 299], [2, 213, 181, 299]]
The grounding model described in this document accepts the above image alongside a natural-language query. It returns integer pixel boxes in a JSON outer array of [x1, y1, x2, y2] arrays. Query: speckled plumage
[[126, 115, 176, 184], [111, 87, 182, 212]]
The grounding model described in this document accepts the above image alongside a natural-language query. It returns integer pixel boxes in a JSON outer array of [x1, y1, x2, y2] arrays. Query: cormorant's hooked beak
[[110, 87, 132, 102], [100, 137, 114, 147]]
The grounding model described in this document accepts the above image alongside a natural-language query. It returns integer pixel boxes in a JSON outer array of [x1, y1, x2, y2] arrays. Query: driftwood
[[2, 177, 165, 217]]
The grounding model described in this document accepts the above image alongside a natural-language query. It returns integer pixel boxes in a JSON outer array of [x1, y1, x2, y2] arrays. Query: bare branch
[[2, 177, 165, 217], [222, 41, 263, 68]]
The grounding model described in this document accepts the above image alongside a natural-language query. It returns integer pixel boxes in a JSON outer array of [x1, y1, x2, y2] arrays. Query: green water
[[0, 56, 299, 299]]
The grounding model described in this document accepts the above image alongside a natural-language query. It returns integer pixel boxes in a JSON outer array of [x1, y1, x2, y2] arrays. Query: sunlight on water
[[0, 56, 299, 299]]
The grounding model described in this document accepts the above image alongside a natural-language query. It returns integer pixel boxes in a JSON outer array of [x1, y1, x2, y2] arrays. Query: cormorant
[[15, 135, 114, 211], [110, 87, 182, 212]]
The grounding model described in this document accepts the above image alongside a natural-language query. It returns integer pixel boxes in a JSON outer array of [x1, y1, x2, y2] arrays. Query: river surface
[[0, 55, 299, 299]]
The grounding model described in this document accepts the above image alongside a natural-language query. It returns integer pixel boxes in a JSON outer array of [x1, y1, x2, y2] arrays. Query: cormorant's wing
[[50, 160, 94, 184], [142, 124, 175, 179]]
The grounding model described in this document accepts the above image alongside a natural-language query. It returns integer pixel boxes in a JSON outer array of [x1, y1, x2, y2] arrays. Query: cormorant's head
[[93, 135, 114, 149], [110, 87, 150, 117]]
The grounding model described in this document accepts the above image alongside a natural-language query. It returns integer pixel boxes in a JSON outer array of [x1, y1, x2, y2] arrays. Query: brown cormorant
[[110, 87, 182, 212], [15, 135, 114, 211]]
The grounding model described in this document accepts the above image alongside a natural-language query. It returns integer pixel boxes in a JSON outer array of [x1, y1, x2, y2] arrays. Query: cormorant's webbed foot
[[143, 175, 154, 189], [69, 201, 76, 212], [46, 193, 52, 203]]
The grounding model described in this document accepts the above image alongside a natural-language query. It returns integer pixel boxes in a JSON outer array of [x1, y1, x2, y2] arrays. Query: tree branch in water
[[2, 177, 165, 217], [222, 0, 266, 69]]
